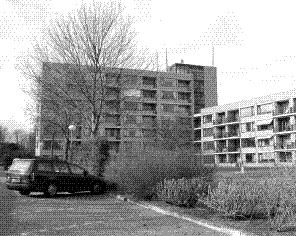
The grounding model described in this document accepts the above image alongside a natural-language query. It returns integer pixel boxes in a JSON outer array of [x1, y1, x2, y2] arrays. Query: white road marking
[[117, 195, 251, 236]]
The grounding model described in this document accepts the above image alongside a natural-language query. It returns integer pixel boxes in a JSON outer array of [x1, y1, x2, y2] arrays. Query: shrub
[[103, 147, 214, 200], [156, 177, 209, 207], [200, 172, 296, 231]]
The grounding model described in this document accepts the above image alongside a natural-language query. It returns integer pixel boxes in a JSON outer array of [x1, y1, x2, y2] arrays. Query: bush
[[156, 177, 209, 207], [200, 172, 296, 231], [103, 147, 215, 200]]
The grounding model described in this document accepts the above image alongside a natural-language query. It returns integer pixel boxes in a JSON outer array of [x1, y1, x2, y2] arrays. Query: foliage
[[200, 166, 296, 231], [104, 147, 216, 200]]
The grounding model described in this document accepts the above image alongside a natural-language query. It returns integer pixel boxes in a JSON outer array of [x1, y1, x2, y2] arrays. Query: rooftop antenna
[[166, 48, 168, 72], [212, 46, 215, 67]]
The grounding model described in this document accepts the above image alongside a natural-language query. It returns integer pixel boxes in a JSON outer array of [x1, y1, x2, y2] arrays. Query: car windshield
[[9, 159, 33, 174]]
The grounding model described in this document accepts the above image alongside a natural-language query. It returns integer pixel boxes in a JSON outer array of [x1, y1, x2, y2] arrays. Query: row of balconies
[[213, 116, 240, 125], [213, 131, 240, 139]]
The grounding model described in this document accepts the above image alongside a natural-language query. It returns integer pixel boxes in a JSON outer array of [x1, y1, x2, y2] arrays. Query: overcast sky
[[1, 0, 296, 131]]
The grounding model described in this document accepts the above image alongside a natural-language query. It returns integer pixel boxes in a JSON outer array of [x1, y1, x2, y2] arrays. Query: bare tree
[[0, 125, 9, 144], [156, 116, 194, 153], [19, 1, 155, 175]]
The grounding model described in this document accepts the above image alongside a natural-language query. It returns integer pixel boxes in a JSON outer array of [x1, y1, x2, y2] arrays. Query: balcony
[[214, 132, 227, 139], [177, 80, 191, 91], [215, 146, 228, 153], [142, 94, 157, 101], [274, 142, 296, 150], [142, 77, 157, 89], [274, 124, 296, 133], [273, 107, 296, 116], [227, 116, 239, 123], [228, 146, 240, 152], [213, 117, 227, 125], [227, 130, 240, 138]]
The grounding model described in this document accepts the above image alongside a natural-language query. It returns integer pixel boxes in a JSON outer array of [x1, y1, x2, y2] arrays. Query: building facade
[[36, 62, 217, 160], [195, 89, 296, 167]]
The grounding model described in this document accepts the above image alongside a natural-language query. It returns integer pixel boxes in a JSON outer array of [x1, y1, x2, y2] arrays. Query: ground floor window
[[278, 152, 292, 162], [245, 153, 255, 163], [218, 154, 227, 163], [258, 152, 275, 163]]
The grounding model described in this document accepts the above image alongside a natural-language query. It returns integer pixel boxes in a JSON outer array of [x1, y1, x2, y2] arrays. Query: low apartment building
[[195, 88, 296, 167]]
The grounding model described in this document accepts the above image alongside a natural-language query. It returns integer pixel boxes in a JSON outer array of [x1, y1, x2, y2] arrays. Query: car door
[[68, 164, 87, 192], [53, 161, 72, 192], [33, 161, 54, 191]]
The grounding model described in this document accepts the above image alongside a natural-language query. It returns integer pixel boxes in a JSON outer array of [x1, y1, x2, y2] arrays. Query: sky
[[1, 0, 296, 131]]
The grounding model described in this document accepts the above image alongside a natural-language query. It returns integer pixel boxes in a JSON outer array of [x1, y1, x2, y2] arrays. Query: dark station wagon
[[6, 158, 105, 197]]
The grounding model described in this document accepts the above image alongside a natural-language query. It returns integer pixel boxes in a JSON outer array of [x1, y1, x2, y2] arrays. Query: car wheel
[[19, 190, 30, 196], [45, 183, 57, 197]]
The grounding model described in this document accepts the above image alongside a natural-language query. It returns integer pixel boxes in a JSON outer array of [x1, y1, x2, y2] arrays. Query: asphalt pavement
[[0, 167, 246, 236]]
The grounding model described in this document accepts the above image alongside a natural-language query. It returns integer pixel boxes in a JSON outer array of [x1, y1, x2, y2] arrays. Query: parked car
[[6, 158, 105, 197]]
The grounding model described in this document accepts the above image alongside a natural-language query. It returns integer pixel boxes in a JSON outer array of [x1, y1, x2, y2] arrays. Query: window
[[257, 124, 272, 131], [123, 89, 141, 97], [43, 140, 62, 150], [160, 79, 175, 87], [105, 114, 120, 125], [241, 122, 254, 133], [69, 164, 84, 175], [105, 128, 120, 138], [258, 138, 270, 147], [178, 105, 191, 115], [163, 104, 175, 113], [203, 128, 213, 137], [37, 162, 52, 172], [123, 129, 137, 137], [54, 162, 69, 173], [257, 103, 273, 115], [125, 115, 138, 124], [241, 138, 256, 148], [203, 114, 212, 124], [258, 152, 275, 163], [240, 106, 254, 117], [142, 77, 157, 87], [245, 153, 255, 163], [177, 80, 191, 89], [203, 141, 214, 151], [162, 91, 176, 99], [124, 101, 139, 111], [125, 76, 139, 86], [143, 103, 156, 113]]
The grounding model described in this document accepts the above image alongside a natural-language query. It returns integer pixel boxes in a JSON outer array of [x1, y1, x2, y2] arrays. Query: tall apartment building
[[36, 62, 217, 159], [195, 88, 296, 167]]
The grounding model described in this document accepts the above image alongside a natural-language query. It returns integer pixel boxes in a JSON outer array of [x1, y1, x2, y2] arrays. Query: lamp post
[[68, 125, 76, 163]]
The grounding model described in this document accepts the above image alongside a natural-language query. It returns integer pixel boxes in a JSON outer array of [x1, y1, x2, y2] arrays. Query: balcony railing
[[214, 132, 227, 139], [228, 146, 240, 152], [273, 107, 296, 116], [215, 148, 227, 153], [274, 124, 296, 133], [143, 95, 157, 101], [227, 131, 240, 137], [213, 117, 227, 125], [274, 142, 296, 150], [227, 116, 239, 123]]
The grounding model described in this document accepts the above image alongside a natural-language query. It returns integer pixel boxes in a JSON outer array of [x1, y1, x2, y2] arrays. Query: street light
[[68, 125, 76, 162]]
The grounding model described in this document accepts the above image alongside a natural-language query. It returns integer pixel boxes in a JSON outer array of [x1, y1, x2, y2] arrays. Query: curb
[[116, 195, 254, 236]]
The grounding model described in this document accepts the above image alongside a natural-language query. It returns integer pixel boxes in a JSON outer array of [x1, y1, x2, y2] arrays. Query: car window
[[69, 164, 84, 175], [54, 162, 70, 173], [9, 159, 33, 174], [37, 162, 52, 172]]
